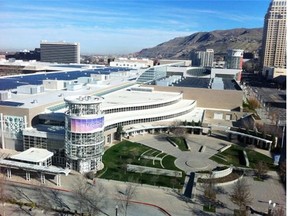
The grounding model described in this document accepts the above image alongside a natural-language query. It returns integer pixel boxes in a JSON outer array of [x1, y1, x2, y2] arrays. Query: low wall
[[127, 164, 182, 177], [212, 167, 233, 178], [243, 150, 249, 167], [201, 167, 233, 179], [219, 144, 232, 153], [166, 137, 178, 147]]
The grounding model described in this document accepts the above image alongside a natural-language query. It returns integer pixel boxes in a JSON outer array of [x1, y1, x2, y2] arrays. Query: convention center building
[[0, 61, 243, 173]]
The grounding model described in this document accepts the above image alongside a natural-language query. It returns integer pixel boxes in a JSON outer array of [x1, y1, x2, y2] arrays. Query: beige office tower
[[261, 0, 286, 68]]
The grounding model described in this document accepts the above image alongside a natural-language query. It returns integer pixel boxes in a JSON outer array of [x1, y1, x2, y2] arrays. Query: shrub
[[86, 171, 95, 180]]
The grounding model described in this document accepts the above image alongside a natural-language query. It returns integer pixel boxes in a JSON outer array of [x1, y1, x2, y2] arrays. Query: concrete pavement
[[0, 133, 285, 216], [132, 134, 226, 172], [193, 172, 286, 215]]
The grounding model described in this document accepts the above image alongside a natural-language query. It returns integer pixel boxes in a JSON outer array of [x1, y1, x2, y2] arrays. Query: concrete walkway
[[131, 134, 229, 172], [1, 133, 285, 216], [129, 133, 286, 215]]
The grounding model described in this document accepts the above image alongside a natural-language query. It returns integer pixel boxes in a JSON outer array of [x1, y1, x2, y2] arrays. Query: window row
[[66, 104, 101, 116], [103, 97, 181, 114], [66, 144, 104, 159], [104, 106, 194, 131], [65, 131, 104, 144]]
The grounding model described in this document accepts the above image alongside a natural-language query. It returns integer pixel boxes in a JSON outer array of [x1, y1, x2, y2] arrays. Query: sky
[[0, 0, 271, 55]]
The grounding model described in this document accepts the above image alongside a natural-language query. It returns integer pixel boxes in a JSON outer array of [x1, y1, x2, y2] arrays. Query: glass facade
[[137, 66, 167, 83], [64, 96, 105, 173]]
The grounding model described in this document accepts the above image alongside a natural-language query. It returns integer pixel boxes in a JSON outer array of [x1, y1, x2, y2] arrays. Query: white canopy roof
[[10, 148, 53, 163]]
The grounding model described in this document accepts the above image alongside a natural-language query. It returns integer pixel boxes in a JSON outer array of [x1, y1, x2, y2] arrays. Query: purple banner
[[71, 117, 104, 133]]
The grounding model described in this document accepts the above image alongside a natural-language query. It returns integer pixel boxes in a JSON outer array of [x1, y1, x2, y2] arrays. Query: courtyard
[[0, 133, 285, 215]]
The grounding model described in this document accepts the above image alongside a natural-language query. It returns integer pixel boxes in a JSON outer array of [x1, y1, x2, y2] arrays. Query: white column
[[26, 171, 30, 181], [6, 168, 11, 178], [24, 115, 28, 128], [56, 175, 61, 186], [110, 134, 113, 144], [40, 173, 46, 184], [0, 113, 5, 150]]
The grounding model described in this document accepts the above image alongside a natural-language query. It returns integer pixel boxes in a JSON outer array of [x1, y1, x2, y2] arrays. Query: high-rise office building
[[226, 49, 244, 69], [261, 0, 286, 68], [191, 49, 214, 67], [40, 41, 80, 64]]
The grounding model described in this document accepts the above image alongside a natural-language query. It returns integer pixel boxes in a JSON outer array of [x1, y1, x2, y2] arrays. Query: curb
[[130, 200, 172, 216], [6, 179, 172, 215]]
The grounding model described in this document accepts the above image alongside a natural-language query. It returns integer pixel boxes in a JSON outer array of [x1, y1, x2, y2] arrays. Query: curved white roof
[[102, 89, 182, 110], [10, 148, 53, 163]]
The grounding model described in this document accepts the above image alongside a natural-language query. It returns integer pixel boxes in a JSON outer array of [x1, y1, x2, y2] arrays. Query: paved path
[[130, 134, 286, 215], [1, 133, 285, 216], [193, 172, 286, 215], [131, 134, 228, 172]]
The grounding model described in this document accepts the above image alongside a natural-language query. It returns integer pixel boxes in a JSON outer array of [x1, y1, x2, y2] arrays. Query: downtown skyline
[[1, 0, 270, 54]]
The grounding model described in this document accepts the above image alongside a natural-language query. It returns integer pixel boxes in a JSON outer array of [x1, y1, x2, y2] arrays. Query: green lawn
[[97, 140, 185, 188], [209, 144, 276, 170], [168, 137, 189, 151]]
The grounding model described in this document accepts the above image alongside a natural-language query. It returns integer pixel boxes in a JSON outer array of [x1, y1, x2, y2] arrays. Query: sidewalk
[[1, 133, 285, 215]]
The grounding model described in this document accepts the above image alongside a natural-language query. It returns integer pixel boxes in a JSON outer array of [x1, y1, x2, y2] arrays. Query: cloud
[[0, 0, 266, 54], [0, 26, 194, 54]]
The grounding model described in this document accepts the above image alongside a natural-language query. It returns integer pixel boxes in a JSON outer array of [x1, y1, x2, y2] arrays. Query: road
[[1, 181, 170, 216]]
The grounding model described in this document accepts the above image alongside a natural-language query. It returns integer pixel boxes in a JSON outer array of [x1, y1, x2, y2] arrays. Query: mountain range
[[136, 28, 263, 59]]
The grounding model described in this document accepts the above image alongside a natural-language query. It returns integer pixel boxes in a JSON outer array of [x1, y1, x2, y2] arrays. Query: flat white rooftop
[[6, 78, 135, 109], [102, 89, 182, 109], [10, 147, 53, 163]]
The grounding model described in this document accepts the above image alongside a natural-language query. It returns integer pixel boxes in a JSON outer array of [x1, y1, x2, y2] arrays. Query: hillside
[[136, 28, 263, 59]]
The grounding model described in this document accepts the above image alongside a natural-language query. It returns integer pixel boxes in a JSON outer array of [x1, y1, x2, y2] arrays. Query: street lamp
[[115, 205, 118, 216], [268, 200, 276, 216]]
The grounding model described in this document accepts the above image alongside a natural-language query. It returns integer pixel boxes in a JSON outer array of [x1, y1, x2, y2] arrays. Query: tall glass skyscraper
[[261, 0, 286, 68]]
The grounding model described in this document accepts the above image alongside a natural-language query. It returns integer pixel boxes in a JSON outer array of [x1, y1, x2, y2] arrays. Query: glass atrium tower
[[64, 95, 104, 173]]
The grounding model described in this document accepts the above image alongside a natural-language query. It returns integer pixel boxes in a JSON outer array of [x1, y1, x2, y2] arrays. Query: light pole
[[280, 125, 285, 149], [115, 205, 118, 216], [268, 200, 276, 216]]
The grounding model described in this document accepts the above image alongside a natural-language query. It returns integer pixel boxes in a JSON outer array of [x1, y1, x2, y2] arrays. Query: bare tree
[[72, 175, 107, 215], [273, 206, 286, 216], [170, 120, 186, 137], [49, 189, 71, 213], [230, 179, 253, 214], [13, 186, 35, 205], [170, 178, 178, 189], [117, 183, 137, 216], [279, 160, 286, 183], [0, 171, 8, 216], [254, 161, 268, 180], [248, 97, 260, 110], [202, 181, 217, 210], [11, 186, 37, 215], [33, 184, 53, 213]]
